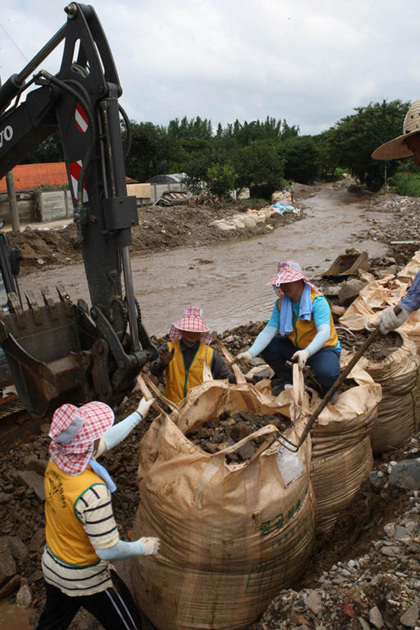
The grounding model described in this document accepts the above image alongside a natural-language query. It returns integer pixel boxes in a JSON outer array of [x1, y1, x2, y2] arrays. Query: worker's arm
[[149, 344, 174, 378], [211, 350, 236, 383], [95, 537, 160, 560], [375, 271, 420, 334], [234, 301, 280, 363], [399, 270, 420, 312], [75, 485, 159, 560], [101, 398, 154, 452], [291, 297, 334, 366]]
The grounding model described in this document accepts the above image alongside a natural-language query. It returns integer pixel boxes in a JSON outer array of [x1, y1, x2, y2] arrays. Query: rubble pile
[[364, 193, 420, 265], [186, 410, 291, 461], [248, 443, 420, 630], [337, 329, 400, 362]]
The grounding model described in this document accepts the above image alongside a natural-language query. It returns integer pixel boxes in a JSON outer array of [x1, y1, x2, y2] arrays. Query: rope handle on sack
[[246, 364, 308, 458], [214, 424, 279, 460], [136, 372, 179, 416], [211, 339, 247, 384]]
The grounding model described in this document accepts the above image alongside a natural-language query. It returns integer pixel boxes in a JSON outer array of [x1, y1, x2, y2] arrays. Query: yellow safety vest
[[278, 289, 338, 349], [164, 340, 214, 405], [44, 460, 105, 566]]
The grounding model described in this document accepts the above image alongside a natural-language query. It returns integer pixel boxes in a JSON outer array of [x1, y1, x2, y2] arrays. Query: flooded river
[[20, 183, 390, 337]]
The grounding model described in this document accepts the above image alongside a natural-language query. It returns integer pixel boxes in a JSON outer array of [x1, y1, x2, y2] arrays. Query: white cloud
[[1, 0, 419, 134]]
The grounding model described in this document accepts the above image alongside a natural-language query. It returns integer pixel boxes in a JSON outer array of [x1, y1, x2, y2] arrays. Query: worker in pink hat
[[150, 306, 235, 404], [36, 397, 159, 630], [233, 261, 341, 396]]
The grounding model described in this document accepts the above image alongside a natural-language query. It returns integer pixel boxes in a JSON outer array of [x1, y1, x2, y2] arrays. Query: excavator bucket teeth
[[0, 285, 90, 417]]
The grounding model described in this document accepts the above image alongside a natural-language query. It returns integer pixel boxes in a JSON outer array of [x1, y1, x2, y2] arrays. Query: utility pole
[[5, 171, 20, 233]]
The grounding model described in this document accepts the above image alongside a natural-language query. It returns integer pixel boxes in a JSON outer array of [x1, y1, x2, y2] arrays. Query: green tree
[[323, 100, 410, 191], [283, 136, 321, 184], [205, 163, 237, 198], [24, 132, 63, 163], [232, 140, 285, 194]]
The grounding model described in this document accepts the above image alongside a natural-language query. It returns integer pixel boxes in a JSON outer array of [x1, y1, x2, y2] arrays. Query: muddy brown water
[[18, 184, 390, 338]]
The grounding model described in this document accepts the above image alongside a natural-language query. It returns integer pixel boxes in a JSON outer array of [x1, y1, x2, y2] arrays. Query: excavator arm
[[0, 3, 157, 417]]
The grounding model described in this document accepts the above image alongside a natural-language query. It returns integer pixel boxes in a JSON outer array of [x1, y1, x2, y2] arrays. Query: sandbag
[[131, 377, 316, 630], [356, 332, 420, 455], [338, 252, 420, 348], [309, 364, 381, 534]]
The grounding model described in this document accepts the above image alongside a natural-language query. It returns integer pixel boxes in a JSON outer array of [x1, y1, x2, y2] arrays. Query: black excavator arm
[[0, 3, 157, 417]]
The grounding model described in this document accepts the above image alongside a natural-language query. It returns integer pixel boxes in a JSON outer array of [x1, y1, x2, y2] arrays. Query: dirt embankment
[[7, 195, 304, 271]]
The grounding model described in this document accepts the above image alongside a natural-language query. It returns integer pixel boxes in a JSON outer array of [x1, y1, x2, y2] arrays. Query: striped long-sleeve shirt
[[42, 477, 119, 596]]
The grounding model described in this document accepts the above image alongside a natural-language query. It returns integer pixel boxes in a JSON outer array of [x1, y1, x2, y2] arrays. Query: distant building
[[145, 173, 188, 204]]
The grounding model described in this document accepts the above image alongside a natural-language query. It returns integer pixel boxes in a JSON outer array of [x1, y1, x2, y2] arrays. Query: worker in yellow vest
[[150, 306, 235, 405], [233, 261, 341, 397], [37, 398, 159, 630]]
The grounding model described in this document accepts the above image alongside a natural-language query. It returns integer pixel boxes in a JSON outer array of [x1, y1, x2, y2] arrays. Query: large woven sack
[[309, 364, 381, 535], [131, 375, 316, 630], [338, 252, 420, 349], [355, 331, 420, 455]]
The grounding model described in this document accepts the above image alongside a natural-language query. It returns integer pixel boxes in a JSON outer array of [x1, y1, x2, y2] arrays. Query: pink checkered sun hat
[[169, 306, 212, 344], [48, 401, 115, 475], [267, 261, 319, 296]]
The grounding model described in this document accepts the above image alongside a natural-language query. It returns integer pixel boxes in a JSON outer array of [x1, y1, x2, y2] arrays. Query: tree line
[[26, 100, 412, 196]]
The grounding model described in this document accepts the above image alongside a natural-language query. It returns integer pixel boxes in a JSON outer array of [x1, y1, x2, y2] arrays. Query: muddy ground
[[0, 180, 419, 629], [7, 195, 299, 271]]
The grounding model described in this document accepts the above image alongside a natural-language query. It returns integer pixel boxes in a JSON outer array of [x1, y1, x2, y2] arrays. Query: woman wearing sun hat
[[150, 305, 235, 404], [36, 397, 159, 630], [372, 99, 420, 334], [233, 261, 341, 396]]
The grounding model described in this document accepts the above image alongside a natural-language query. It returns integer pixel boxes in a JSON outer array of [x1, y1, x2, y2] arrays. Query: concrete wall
[[34, 190, 73, 222], [149, 182, 186, 204], [0, 191, 71, 225], [0, 198, 34, 225]]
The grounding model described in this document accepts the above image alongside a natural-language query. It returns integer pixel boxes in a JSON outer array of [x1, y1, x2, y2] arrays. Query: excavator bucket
[[0, 283, 91, 417], [321, 250, 369, 277]]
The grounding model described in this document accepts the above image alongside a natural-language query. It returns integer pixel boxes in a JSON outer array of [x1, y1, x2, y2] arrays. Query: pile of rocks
[[249, 437, 420, 630]]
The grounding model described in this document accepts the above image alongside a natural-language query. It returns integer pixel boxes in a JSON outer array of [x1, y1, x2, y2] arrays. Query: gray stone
[[29, 528, 45, 553], [338, 278, 367, 306], [389, 459, 420, 491], [16, 470, 45, 501], [303, 590, 322, 615], [395, 524, 415, 540], [8, 537, 29, 562], [380, 546, 400, 557], [369, 470, 386, 489], [24, 455, 48, 476], [0, 538, 16, 586], [369, 605, 384, 628], [400, 603, 419, 627]]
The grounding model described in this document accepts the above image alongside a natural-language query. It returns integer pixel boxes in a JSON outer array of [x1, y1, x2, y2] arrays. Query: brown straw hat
[[372, 100, 420, 160]]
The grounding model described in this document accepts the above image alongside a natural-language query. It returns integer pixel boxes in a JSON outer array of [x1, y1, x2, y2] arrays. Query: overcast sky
[[1, 0, 419, 136]]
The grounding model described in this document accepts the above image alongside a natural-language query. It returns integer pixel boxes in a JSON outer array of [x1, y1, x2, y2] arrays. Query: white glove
[[232, 351, 252, 365], [138, 537, 160, 556], [137, 397, 154, 419], [376, 306, 410, 335], [291, 349, 310, 368]]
